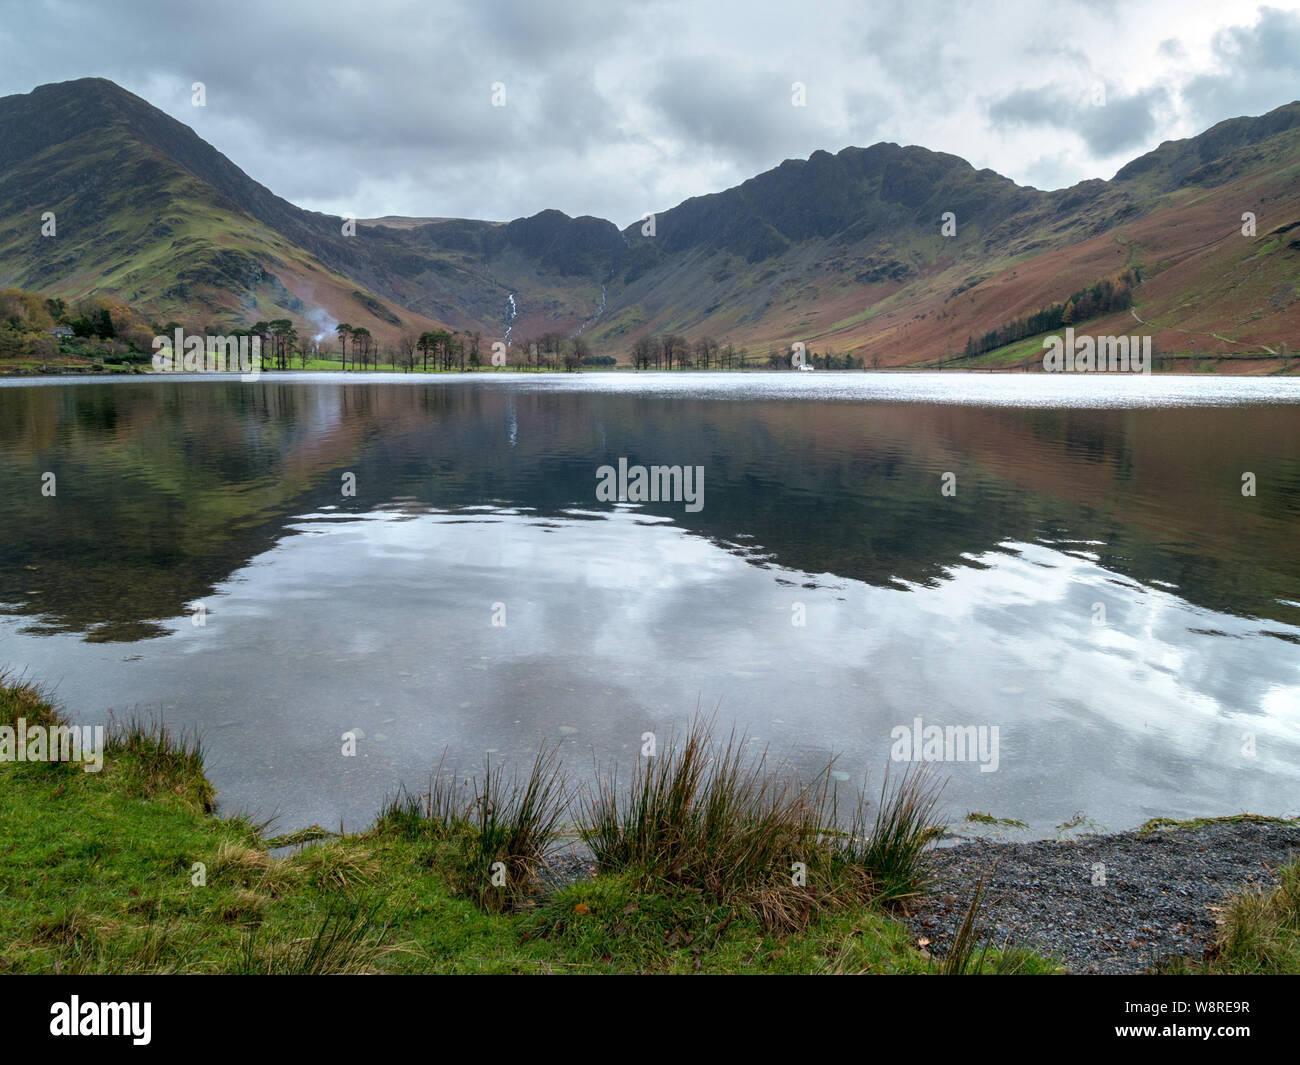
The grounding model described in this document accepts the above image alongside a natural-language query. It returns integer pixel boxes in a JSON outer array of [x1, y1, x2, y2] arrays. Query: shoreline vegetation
[[6, 360, 1299, 378], [2, 288, 1297, 378], [4, 357, 1297, 378], [3, 673, 1297, 974]]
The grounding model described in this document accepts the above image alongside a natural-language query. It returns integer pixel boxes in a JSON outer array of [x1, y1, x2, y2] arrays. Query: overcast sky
[[1, 0, 1297, 226]]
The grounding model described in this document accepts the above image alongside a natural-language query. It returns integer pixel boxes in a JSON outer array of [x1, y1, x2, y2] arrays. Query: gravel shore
[[905, 818, 1300, 973]]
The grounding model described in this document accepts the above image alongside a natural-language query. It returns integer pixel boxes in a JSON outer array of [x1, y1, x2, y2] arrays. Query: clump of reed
[[380, 716, 944, 925], [580, 715, 943, 929], [828, 765, 945, 906], [378, 746, 572, 912]]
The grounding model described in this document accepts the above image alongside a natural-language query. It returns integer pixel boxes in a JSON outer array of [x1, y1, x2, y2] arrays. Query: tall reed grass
[[378, 745, 572, 911], [580, 715, 943, 928]]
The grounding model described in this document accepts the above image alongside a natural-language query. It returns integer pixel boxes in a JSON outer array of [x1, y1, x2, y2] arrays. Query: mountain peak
[[1114, 99, 1300, 187]]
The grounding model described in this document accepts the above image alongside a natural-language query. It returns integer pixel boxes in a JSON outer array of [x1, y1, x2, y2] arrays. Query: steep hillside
[[589, 107, 1300, 365], [0, 79, 447, 342]]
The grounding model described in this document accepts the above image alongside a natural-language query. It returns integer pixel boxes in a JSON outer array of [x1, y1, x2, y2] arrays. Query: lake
[[1, 372, 1298, 837]]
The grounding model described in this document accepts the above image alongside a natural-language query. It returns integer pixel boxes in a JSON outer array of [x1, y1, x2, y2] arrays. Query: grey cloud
[[1080, 88, 1170, 155], [646, 57, 842, 166], [0, 0, 645, 221], [454, 0, 646, 63], [1021, 152, 1078, 191], [989, 84, 1169, 157], [854, 0, 974, 105], [842, 88, 892, 146], [1183, 6, 1300, 123]]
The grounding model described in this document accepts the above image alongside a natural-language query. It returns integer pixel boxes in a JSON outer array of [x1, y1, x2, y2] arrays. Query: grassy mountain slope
[[0, 79, 448, 342]]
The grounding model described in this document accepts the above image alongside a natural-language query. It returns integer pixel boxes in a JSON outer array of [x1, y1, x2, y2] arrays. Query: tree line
[[629, 334, 862, 370], [964, 270, 1138, 358], [0, 289, 156, 362], [2, 284, 874, 373]]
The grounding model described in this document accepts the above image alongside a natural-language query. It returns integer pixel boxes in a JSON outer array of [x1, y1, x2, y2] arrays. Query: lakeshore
[[3, 675, 1296, 975], [3, 355, 1299, 378], [3, 373, 1298, 852]]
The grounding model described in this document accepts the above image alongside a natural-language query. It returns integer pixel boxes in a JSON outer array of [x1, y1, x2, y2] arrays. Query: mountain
[[1, 77, 1298, 366]]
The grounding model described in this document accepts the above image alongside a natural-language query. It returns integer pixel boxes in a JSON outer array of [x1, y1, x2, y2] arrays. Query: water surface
[[1, 372, 1298, 836]]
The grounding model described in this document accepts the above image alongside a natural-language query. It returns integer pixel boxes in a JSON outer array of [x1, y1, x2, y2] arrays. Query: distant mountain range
[[2, 78, 1298, 366]]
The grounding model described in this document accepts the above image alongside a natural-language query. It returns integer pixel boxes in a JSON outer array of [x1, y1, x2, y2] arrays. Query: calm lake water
[[2, 372, 1298, 837]]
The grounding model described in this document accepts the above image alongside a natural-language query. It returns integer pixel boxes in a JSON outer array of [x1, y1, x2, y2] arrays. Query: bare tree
[[566, 335, 589, 371], [399, 333, 417, 372]]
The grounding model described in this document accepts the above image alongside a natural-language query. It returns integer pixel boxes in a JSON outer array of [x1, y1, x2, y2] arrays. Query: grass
[[0, 674, 1057, 974], [235, 903, 389, 975], [965, 811, 1030, 829], [1137, 813, 1299, 835], [1200, 861, 1300, 974], [9, 673, 1297, 975], [831, 766, 945, 906], [930, 880, 1050, 975], [1158, 860, 1300, 974], [103, 714, 215, 812], [376, 746, 572, 912], [581, 717, 834, 923], [580, 716, 944, 929]]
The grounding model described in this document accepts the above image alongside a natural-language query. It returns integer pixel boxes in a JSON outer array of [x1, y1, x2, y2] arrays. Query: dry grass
[[236, 905, 389, 975], [581, 715, 943, 930], [1203, 859, 1300, 973]]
